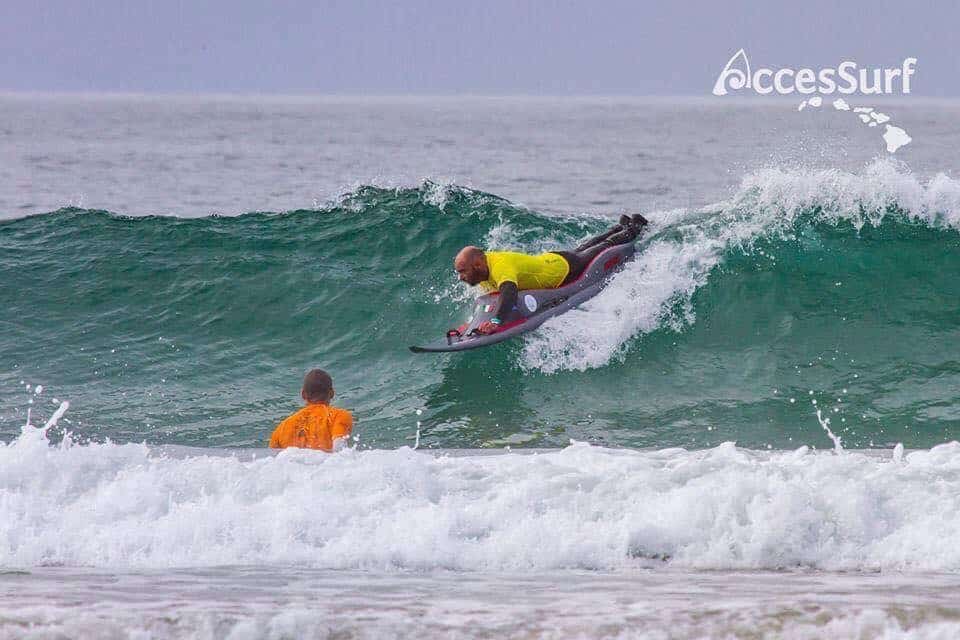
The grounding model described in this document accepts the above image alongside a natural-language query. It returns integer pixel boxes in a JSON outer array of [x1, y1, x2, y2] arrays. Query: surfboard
[[409, 241, 637, 353]]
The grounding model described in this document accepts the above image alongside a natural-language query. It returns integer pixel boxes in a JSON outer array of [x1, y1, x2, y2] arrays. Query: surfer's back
[[269, 368, 353, 451], [482, 251, 569, 290], [269, 403, 352, 451]]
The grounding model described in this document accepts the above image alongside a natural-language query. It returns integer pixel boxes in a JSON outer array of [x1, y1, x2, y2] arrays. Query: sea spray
[[815, 407, 843, 453], [414, 409, 423, 449]]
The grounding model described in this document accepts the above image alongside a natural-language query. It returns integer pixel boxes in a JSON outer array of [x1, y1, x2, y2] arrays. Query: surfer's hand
[[476, 321, 500, 335]]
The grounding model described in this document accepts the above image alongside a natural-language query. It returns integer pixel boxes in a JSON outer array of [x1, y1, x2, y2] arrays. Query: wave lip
[[3, 427, 960, 572], [522, 158, 960, 372]]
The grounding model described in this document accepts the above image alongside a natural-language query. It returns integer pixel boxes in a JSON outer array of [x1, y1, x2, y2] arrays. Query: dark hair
[[302, 369, 334, 402]]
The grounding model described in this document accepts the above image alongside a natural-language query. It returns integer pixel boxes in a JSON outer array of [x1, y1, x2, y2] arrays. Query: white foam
[[5, 582, 960, 640], [4, 427, 960, 572], [521, 160, 960, 372], [3, 585, 960, 640]]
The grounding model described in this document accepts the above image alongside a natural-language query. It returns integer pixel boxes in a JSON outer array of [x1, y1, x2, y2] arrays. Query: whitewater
[[3, 95, 960, 638], [5, 417, 960, 638], [6, 416, 960, 571]]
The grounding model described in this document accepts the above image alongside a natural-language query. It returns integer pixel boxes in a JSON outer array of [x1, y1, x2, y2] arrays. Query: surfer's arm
[[331, 410, 353, 451], [476, 281, 518, 334], [268, 418, 290, 448], [491, 281, 518, 324]]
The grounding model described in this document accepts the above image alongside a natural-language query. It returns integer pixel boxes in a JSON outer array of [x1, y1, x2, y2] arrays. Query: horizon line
[[0, 90, 955, 102]]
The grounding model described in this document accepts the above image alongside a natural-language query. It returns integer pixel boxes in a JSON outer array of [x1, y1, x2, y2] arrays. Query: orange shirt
[[269, 403, 353, 451]]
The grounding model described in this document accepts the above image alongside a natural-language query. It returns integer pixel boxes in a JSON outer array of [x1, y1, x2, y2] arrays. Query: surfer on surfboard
[[453, 214, 648, 335]]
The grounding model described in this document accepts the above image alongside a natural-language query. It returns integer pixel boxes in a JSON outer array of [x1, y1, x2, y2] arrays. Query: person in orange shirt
[[269, 369, 353, 451]]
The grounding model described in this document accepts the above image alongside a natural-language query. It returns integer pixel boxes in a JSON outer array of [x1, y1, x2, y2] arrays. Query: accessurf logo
[[711, 49, 915, 153], [712, 49, 917, 97]]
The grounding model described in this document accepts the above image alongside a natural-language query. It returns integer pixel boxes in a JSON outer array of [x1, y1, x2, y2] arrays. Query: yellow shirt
[[481, 251, 570, 291], [269, 404, 353, 451]]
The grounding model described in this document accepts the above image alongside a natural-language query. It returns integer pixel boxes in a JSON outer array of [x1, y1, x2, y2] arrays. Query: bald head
[[454, 246, 489, 285]]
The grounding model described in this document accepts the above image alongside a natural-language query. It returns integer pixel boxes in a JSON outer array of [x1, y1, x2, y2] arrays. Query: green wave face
[[3, 167, 960, 450]]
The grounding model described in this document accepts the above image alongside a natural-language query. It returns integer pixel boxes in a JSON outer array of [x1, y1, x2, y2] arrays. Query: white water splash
[[413, 408, 423, 449], [816, 407, 843, 453], [893, 442, 904, 462], [3, 433, 960, 572]]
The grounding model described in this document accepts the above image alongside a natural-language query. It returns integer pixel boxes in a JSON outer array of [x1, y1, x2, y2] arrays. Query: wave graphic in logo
[[712, 48, 751, 96]]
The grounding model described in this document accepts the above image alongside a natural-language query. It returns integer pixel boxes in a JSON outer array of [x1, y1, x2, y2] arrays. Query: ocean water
[[3, 94, 960, 638]]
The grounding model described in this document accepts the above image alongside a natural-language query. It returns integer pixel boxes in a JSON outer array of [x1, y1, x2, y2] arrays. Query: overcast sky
[[1, 0, 956, 95]]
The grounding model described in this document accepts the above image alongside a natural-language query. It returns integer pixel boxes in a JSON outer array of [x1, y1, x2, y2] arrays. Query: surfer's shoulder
[[485, 250, 529, 260]]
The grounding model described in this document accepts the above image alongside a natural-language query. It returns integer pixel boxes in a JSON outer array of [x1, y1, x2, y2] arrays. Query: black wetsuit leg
[[574, 225, 625, 252], [557, 225, 638, 285]]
